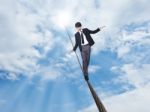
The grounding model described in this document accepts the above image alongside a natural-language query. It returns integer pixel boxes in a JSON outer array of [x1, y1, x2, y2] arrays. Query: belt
[[82, 44, 89, 46]]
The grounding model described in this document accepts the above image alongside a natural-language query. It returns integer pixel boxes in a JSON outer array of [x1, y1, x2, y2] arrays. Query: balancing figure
[[71, 22, 105, 81]]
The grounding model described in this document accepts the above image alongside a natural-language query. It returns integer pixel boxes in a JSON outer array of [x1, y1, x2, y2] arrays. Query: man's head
[[75, 22, 82, 31]]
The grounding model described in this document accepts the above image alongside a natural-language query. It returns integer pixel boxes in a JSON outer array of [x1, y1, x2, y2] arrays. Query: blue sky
[[0, 0, 150, 112]]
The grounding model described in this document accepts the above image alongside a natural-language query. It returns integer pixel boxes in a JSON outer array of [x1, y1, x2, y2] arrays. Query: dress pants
[[81, 44, 91, 75]]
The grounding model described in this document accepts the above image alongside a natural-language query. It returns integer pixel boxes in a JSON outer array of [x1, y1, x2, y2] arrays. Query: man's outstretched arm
[[87, 28, 100, 34], [87, 26, 106, 34]]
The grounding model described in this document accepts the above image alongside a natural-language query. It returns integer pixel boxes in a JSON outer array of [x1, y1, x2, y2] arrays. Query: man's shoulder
[[82, 28, 89, 33], [75, 32, 79, 36], [83, 28, 88, 31]]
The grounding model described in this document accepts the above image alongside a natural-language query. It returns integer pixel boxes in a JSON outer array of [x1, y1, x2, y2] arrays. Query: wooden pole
[[86, 80, 107, 112]]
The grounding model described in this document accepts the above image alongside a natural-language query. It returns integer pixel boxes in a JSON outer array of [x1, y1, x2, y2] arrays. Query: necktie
[[81, 32, 84, 44]]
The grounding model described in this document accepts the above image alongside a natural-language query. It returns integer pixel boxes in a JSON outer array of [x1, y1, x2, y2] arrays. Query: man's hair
[[75, 22, 82, 28]]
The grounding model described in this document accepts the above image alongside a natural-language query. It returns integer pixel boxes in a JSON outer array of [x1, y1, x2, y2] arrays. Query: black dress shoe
[[84, 74, 89, 81]]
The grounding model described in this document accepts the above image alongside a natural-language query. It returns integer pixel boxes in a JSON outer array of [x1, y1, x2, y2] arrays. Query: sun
[[53, 10, 72, 28]]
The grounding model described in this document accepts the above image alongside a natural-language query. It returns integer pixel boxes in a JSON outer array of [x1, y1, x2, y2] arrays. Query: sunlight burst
[[53, 10, 72, 28]]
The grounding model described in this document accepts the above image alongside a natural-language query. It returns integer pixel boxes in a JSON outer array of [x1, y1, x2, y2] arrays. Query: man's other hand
[[99, 26, 106, 30], [69, 50, 74, 54]]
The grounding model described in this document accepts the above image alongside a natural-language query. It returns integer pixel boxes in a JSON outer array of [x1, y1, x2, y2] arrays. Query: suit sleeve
[[73, 34, 78, 51], [87, 28, 100, 34]]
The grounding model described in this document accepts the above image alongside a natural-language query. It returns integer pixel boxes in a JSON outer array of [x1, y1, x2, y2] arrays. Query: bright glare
[[54, 10, 72, 28]]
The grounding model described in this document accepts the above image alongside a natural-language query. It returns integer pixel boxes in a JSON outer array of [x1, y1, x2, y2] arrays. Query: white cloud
[[89, 65, 101, 73], [0, 0, 150, 112], [0, 0, 56, 79], [0, 0, 149, 82], [79, 84, 150, 112], [118, 64, 150, 88], [117, 45, 130, 58], [105, 84, 150, 112], [0, 0, 40, 74], [90, 0, 150, 54], [40, 69, 61, 81]]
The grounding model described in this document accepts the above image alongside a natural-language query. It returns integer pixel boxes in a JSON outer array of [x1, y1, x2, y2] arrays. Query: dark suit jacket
[[73, 28, 100, 51]]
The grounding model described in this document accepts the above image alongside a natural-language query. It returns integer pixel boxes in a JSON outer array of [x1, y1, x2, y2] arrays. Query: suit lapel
[[77, 32, 81, 43], [82, 29, 88, 40]]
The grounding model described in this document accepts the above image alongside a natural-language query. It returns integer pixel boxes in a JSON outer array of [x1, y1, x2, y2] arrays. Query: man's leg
[[86, 45, 91, 74], [81, 45, 91, 81], [81, 47, 87, 74]]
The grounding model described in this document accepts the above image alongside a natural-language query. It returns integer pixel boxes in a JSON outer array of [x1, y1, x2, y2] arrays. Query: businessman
[[71, 22, 105, 81]]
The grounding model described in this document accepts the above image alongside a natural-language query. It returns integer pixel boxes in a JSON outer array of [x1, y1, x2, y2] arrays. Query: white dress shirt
[[79, 30, 89, 45]]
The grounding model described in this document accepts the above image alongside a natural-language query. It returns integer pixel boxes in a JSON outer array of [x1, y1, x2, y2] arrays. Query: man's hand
[[69, 50, 74, 54], [99, 26, 106, 30]]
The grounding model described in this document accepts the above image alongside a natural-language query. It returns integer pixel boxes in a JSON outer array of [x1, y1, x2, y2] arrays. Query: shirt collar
[[79, 29, 83, 33]]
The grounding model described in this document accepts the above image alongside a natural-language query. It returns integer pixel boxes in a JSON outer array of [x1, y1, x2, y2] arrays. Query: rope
[[65, 28, 107, 112]]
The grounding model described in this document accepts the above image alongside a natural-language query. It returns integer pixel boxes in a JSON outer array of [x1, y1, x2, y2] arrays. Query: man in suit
[[71, 22, 104, 81]]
